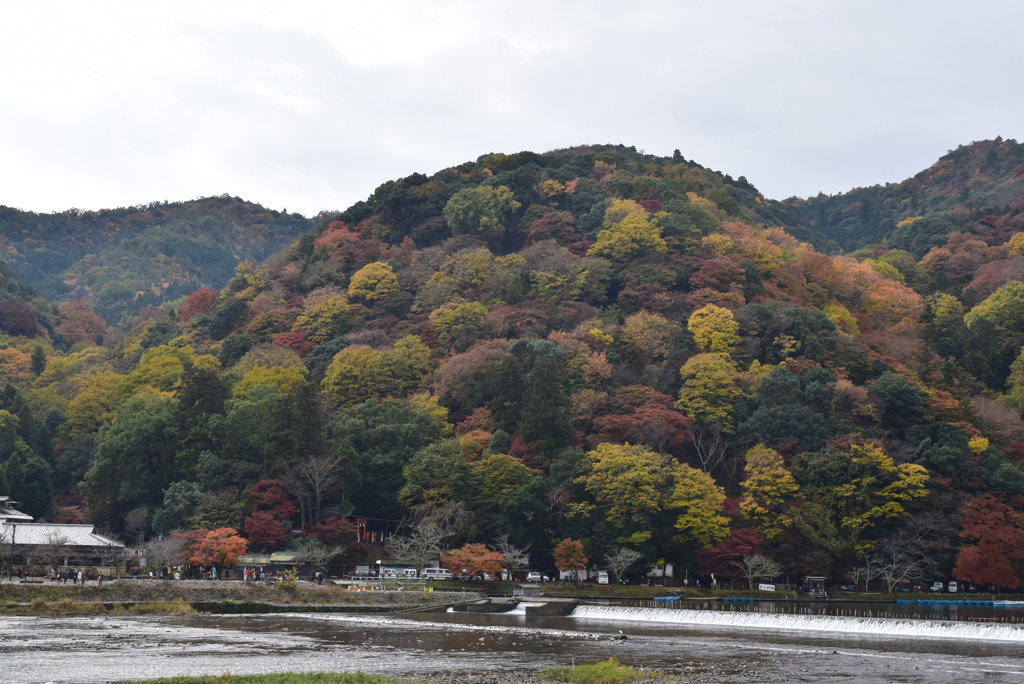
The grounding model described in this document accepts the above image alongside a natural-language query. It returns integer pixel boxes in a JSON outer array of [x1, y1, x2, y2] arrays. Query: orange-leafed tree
[[177, 288, 218, 321], [553, 538, 588, 583], [175, 527, 248, 573], [441, 543, 505, 578], [55, 300, 109, 345]]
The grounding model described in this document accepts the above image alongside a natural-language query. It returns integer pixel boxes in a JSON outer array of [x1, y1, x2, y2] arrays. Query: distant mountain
[[793, 138, 1024, 253], [0, 195, 311, 322]]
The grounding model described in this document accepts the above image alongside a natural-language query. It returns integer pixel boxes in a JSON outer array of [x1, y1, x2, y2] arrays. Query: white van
[[597, 571, 610, 585], [947, 581, 958, 593], [421, 568, 453, 580]]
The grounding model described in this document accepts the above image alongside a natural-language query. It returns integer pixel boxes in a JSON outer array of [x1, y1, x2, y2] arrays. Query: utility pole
[[8, 524, 16, 582]]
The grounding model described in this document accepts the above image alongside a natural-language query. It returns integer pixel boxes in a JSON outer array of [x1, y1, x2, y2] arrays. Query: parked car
[[930, 581, 944, 592], [421, 568, 453, 580], [597, 571, 609, 585], [526, 571, 543, 582]]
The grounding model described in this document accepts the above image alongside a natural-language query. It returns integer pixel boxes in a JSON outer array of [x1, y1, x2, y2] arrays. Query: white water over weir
[[570, 605, 1024, 642]]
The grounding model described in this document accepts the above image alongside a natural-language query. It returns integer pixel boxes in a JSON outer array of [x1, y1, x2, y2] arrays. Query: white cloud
[[1, 0, 1022, 215]]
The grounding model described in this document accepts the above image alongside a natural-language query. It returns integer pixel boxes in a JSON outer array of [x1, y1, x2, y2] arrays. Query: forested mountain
[[0, 196, 311, 323], [3, 142, 1024, 589], [794, 138, 1024, 253]]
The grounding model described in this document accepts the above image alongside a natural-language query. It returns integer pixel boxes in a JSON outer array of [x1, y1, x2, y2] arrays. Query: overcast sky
[[2, 1, 1021, 217]]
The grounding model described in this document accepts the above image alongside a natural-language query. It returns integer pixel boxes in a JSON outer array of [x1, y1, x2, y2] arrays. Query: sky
[[2, 1, 1022, 218]]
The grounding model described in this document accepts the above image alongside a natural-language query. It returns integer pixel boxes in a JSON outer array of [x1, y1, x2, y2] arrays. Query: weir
[[569, 605, 1024, 642], [503, 601, 578, 616]]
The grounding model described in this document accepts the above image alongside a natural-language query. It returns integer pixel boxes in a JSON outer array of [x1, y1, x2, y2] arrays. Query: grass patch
[[123, 599, 195, 616], [130, 673, 427, 684], [540, 658, 654, 683], [1, 598, 195, 616]]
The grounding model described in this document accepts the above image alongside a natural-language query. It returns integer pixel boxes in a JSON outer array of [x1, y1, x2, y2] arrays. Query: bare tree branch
[[494, 534, 530, 578], [604, 546, 642, 583], [733, 553, 782, 589]]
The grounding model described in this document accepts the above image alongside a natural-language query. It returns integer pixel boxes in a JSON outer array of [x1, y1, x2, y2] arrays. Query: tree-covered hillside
[[0, 195, 311, 323], [794, 138, 1024, 252], [2, 143, 1024, 590]]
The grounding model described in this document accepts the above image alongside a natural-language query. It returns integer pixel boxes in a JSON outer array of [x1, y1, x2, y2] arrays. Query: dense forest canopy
[[3, 140, 1024, 588], [0, 195, 311, 323]]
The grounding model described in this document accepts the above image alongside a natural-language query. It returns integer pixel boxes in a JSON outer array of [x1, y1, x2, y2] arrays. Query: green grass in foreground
[[130, 660, 665, 684], [540, 658, 660, 683], [1, 598, 196, 616], [131, 674, 427, 684]]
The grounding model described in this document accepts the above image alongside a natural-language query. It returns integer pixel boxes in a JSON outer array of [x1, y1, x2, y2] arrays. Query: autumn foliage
[[7, 141, 1024, 590], [441, 543, 505, 577], [174, 527, 248, 570]]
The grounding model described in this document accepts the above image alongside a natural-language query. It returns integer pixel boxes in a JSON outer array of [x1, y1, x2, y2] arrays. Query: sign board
[[758, 583, 776, 591]]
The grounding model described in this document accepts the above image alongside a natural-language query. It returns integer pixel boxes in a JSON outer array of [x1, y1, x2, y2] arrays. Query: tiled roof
[[238, 552, 301, 565], [1, 522, 124, 548], [0, 507, 33, 522], [0, 495, 36, 522]]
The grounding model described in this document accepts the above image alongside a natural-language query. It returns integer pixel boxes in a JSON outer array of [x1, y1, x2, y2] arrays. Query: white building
[[0, 496, 124, 571]]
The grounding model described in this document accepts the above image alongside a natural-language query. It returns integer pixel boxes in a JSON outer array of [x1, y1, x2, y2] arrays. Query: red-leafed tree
[[248, 480, 298, 519], [0, 299, 41, 337], [952, 495, 1024, 589], [590, 401, 692, 456], [177, 288, 218, 321], [553, 538, 588, 582], [697, 528, 764, 575], [689, 256, 746, 293], [242, 481, 296, 552], [244, 512, 287, 551], [272, 331, 315, 357], [312, 516, 359, 546], [441, 543, 505, 578], [525, 210, 576, 245]]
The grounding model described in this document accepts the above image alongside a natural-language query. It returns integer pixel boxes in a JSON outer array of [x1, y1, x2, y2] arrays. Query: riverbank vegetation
[[131, 675, 427, 684], [1, 596, 194, 616], [128, 659, 665, 684], [540, 658, 659, 683], [0, 580, 475, 615]]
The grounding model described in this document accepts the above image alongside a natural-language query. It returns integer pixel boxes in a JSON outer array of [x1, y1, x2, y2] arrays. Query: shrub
[[540, 658, 653, 684]]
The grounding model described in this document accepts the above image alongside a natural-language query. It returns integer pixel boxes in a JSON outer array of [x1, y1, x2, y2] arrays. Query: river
[[4, 602, 1024, 682]]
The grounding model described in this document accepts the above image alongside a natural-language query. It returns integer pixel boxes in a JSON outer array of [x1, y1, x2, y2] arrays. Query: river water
[[4, 603, 1024, 683]]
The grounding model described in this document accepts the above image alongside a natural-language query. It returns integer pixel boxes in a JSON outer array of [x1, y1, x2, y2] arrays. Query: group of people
[[54, 569, 101, 585], [241, 568, 268, 583], [130, 567, 181, 580]]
